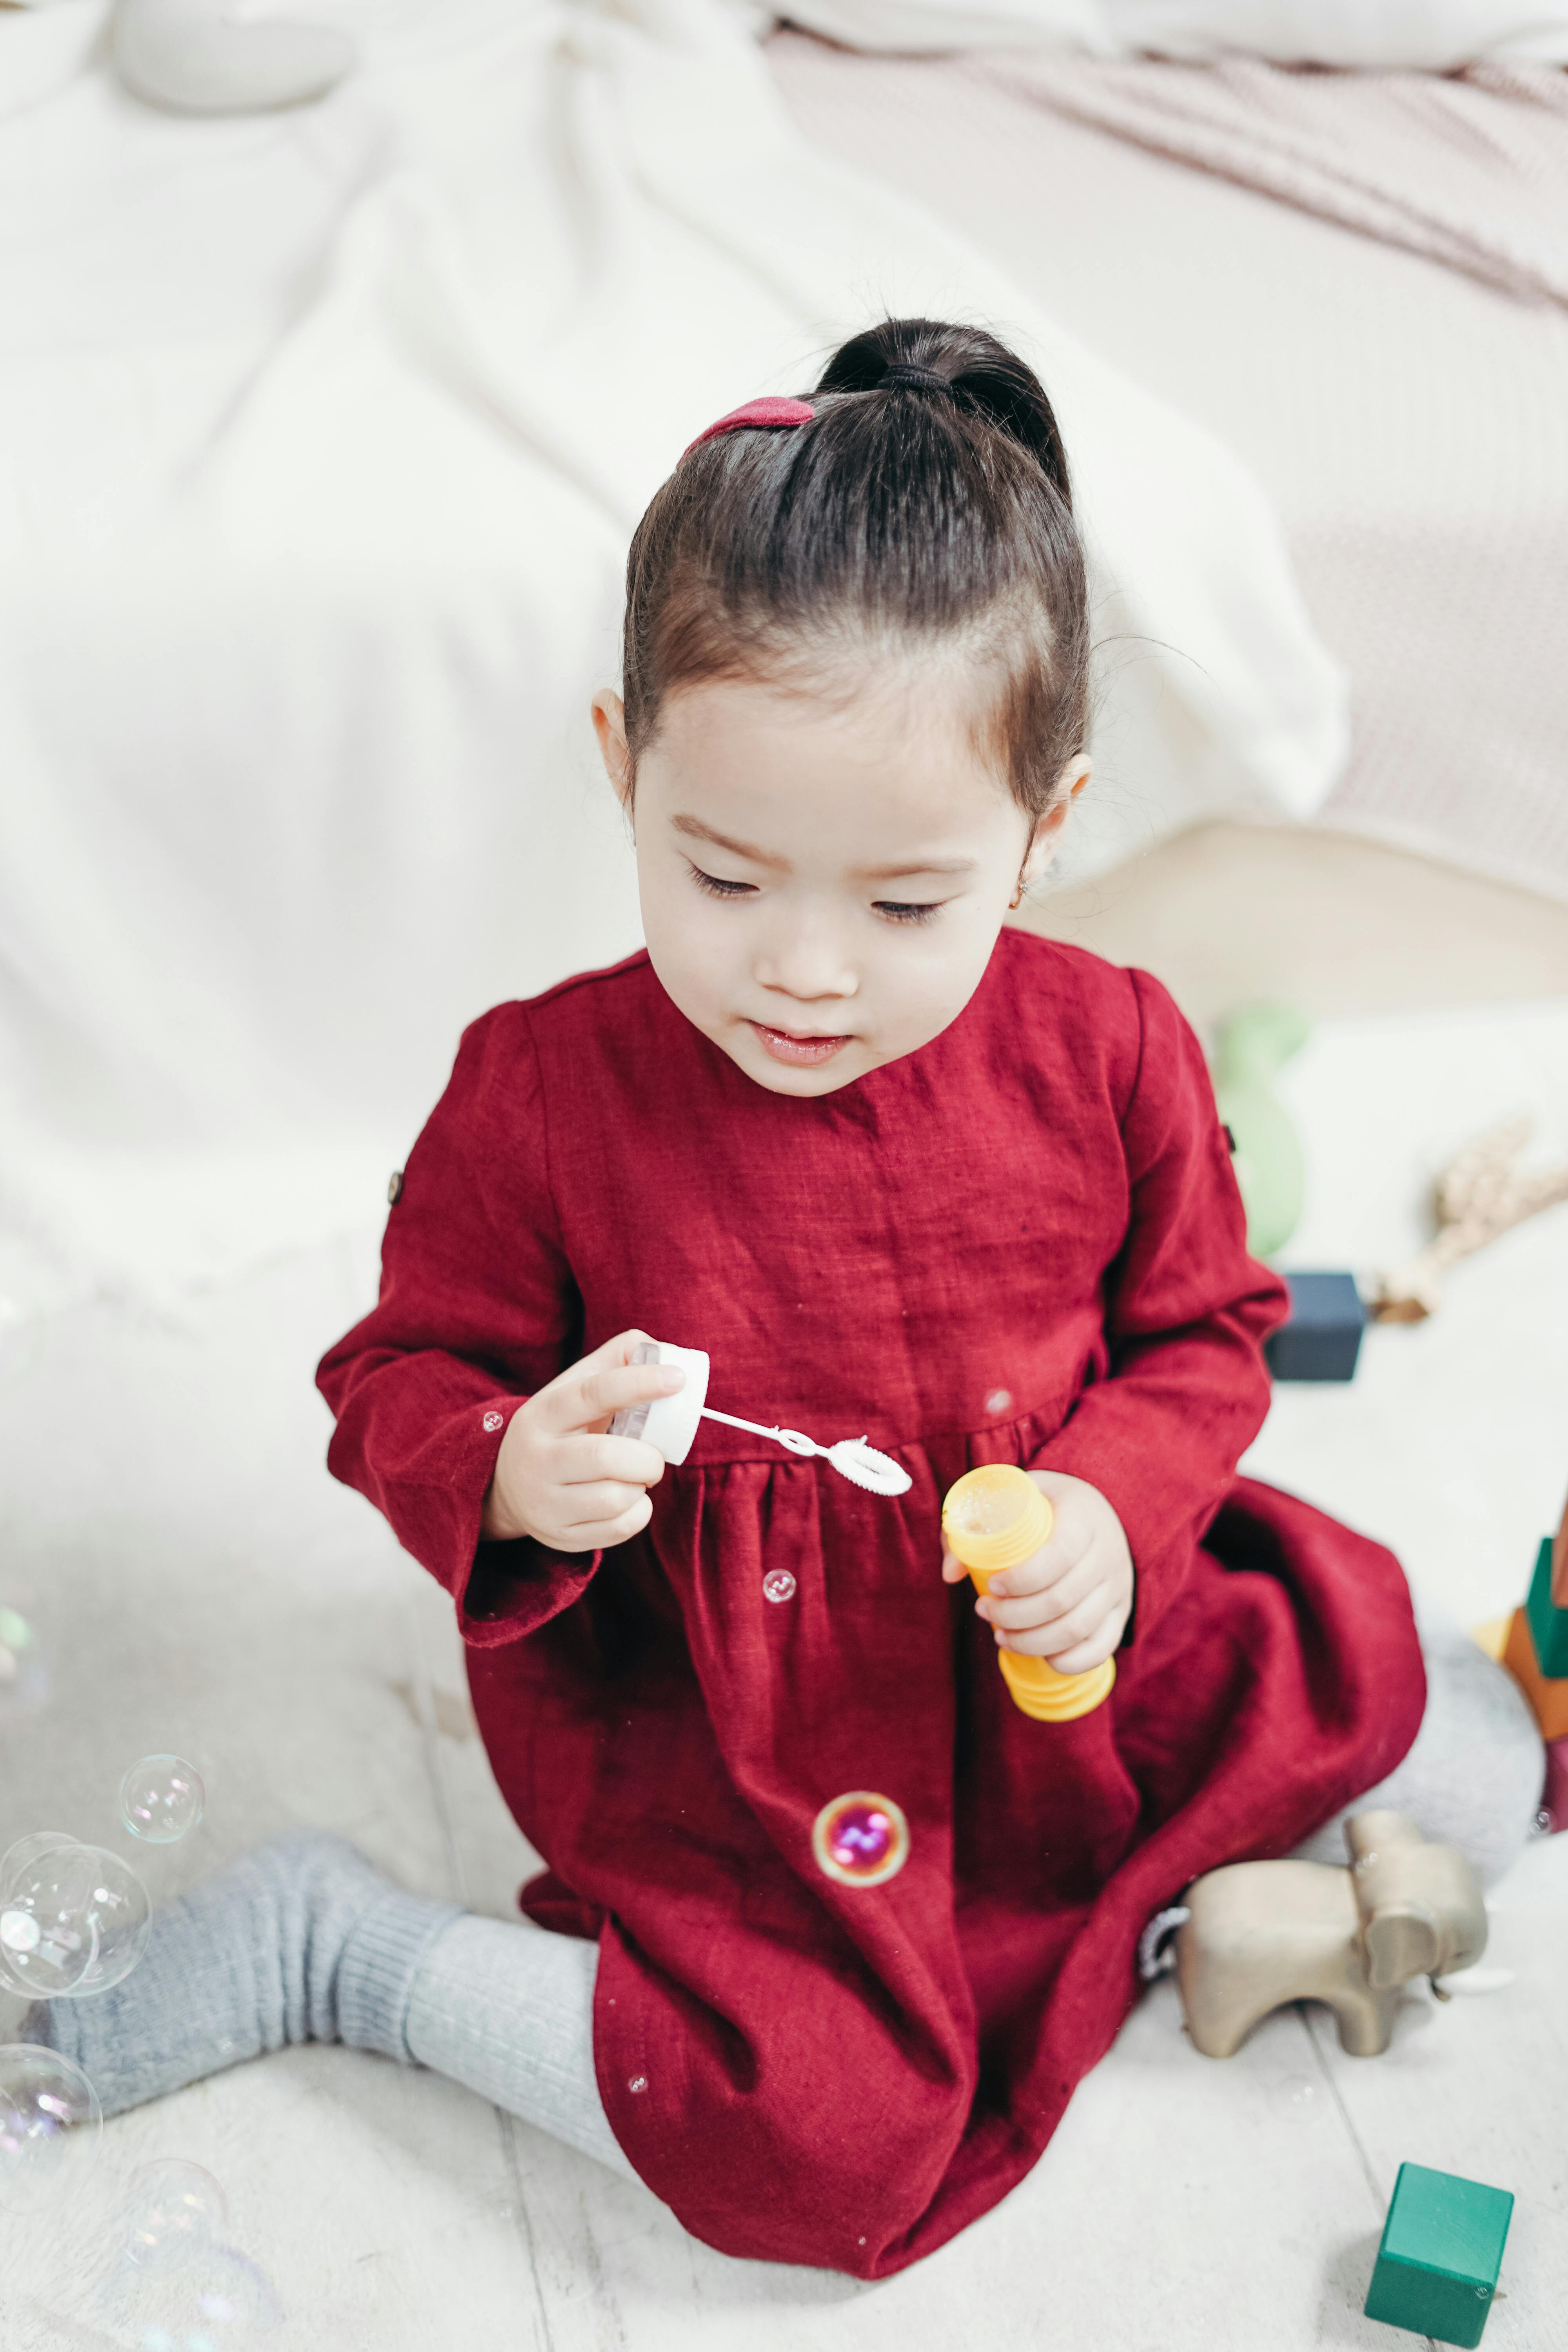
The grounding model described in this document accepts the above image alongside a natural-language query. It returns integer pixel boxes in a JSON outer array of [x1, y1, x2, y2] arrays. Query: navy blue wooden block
[[1264, 1271, 1365, 1382]]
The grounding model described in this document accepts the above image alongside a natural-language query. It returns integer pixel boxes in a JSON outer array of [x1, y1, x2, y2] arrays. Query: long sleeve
[[1032, 969, 1287, 1640], [317, 1004, 598, 1646]]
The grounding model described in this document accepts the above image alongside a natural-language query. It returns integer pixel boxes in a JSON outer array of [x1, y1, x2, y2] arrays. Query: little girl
[[34, 320, 1544, 2279]]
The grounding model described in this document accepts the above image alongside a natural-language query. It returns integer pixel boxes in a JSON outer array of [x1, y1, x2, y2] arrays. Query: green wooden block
[[1364, 2163, 1514, 2348], [1526, 1535, 1568, 1678]]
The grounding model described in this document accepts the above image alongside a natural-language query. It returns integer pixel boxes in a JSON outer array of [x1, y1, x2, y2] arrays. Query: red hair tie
[[683, 397, 815, 458]]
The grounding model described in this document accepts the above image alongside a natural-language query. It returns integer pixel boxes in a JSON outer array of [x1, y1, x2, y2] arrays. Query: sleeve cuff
[[459, 1535, 604, 1645]]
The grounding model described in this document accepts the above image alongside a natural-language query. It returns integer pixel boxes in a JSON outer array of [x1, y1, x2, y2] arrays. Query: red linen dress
[[318, 933, 1425, 2278]]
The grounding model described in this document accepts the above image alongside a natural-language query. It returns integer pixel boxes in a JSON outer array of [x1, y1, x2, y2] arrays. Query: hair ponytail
[[814, 318, 1074, 514], [621, 316, 1089, 821]]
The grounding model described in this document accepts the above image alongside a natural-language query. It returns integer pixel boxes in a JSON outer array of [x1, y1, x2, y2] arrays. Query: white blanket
[[755, 0, 1568, 63], [0, 0, 1341, 1301]]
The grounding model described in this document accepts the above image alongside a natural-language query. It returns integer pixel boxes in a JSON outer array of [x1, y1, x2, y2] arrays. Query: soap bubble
[[107, 2243, 283, 2345], [984, 1389, 1012, 1416], [180, 2245, 284, 2335], [0, 1837, 150, 1999], [67, 1844, 152, 1996], [0, 1838, 104, 1996], [0, 1606, 49, 1722], [811, 1792, 910, 1889], [120, 1756, 206, 1845], [2, 1828, 77, 1878], [0, 2043, 102, 2212], [122, 2160, 228, 2272], [762, 1569, 796, 1603]]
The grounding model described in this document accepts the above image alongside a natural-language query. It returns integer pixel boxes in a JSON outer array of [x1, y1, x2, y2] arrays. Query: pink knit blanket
[[967, 53, 1568, 307]]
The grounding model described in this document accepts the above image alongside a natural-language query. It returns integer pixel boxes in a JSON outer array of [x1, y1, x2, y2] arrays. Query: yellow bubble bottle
[[942, 1463, 1116, 1722]]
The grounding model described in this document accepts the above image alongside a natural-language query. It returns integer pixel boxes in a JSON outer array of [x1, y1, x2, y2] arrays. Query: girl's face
[[595, 668, 1087, 1097]]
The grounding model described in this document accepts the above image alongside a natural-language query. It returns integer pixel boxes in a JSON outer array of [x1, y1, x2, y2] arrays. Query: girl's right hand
[[481, 1330, 684, 1551]]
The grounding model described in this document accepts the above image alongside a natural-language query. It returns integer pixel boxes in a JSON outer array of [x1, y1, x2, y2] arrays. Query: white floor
[[3, 998, 1568, 2350]]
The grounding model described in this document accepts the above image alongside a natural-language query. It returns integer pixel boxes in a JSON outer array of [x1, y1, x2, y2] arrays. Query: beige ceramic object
[[1174, 1810, 1487, 2059]]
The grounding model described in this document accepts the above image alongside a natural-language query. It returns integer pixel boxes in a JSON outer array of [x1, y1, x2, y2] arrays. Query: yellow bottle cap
[[942, 1463, 1051, 1574], [1000, 1649, 1117, 1720]]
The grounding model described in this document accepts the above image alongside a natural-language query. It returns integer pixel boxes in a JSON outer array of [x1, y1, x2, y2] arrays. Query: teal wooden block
[[1526, 1535, 1568, 1678], [1364, 2163, 1514, 2348]]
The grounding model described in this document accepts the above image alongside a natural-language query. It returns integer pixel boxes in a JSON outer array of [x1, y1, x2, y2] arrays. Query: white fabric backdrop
[[752, 0, 1568, 62], [0, 0, 1343, 1301]]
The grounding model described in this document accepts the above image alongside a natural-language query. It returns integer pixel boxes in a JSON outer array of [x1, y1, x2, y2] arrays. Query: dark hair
[[620, 318, 1090, 820]]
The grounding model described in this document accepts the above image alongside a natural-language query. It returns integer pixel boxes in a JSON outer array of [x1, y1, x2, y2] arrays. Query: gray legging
[[1289, 1607, 1545, 1879], [34, 1619, 1545, 2183]]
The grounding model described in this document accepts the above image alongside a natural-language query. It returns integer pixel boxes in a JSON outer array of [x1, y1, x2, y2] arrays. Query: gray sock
[[405, 1911, 632, 2179], [25, 1830, 461, 2118]]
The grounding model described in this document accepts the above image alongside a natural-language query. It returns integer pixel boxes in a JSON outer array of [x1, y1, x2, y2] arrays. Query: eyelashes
[[874, 900, 941, 926], [686, 863, 945, 926], [687, 864, 755, 902]]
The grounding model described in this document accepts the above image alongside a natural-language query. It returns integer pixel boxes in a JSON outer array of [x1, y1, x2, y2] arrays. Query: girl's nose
[[754, 921, 858, 1006]]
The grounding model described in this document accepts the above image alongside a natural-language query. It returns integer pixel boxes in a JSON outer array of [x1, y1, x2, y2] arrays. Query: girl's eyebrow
[[672, 813, 976, 884], [673, 814, 788, 870], [858, 856, 978, 882]]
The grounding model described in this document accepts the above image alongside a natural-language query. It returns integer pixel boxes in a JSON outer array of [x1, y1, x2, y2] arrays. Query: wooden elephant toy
[[1174, 1810, 1487, 2058]]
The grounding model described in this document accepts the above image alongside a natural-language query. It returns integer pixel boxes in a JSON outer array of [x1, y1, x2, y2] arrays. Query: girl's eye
[[874, 900, 944, 926], [688, 864, 756, 901]]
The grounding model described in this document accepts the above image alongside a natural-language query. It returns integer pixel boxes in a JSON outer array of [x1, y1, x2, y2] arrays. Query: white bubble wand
[[610, 1341, 911, 1497]]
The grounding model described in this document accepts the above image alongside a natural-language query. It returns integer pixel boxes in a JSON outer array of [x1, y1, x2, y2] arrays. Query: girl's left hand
[[941, 1469, 1134, 1674]]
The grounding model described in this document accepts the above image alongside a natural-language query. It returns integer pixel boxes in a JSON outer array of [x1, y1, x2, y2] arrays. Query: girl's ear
[[1018, 757, 1092, 894], [592, 691, 635, 814]]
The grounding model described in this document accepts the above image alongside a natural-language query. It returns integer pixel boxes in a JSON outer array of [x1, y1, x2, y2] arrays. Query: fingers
[[534, 1330, 686, 1435], [552, 1491, 654, 1553], [983, 1520, 1092, 1601], [993, 1584, 1116, 1660], [979, 1553, 1100, 1633], [556, 1478, 656, 1529], [559, 1432, 666, 1490], [1033, 1605, 1127, 1677]]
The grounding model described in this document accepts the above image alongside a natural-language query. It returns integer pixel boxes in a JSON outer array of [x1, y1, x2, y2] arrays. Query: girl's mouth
[[750, 1022, 853, 1067]]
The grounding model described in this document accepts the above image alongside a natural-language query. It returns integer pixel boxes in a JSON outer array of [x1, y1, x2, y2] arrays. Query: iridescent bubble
[[762, 1570, 796, 1603], [0, 1607, 49, 1724], [112, 2246, 282, 2344], [0, 1837, 151, 2000], [65, 1844, 152, 1997], [123, 2160, 228, 2272], [189, 2245, 283, 2333], [0, 2043, 102, 2212], [120, 1756, 206, 1846], [811, 1791, 910, 1889], [0, 1838, 104, 1996]]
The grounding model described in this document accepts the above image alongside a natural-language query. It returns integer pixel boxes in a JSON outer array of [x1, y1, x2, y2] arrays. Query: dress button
[[387, 1171, 404, 1205]]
